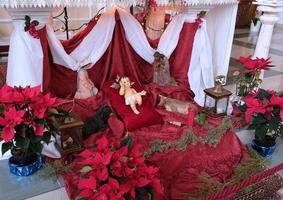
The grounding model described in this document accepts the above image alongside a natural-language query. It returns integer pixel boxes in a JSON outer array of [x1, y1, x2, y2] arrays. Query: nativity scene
[[0, 0, 283, 199]]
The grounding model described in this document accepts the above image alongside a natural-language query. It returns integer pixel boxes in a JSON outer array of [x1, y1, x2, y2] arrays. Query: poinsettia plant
[[239, 89, 283, 146], [233, 55, 273, 97], [72, 136, 163, 200], [0, 84, 63, 156]]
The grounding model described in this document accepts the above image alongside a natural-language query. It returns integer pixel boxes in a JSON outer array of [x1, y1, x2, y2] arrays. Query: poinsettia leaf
[[278, 91, 283, 97], [238, 104, 247, 112], [256, 89, 272, 99], [1, 142, 12, 156], [48, 123, 60, 133], [30, 142, 43, 154], [255, 126, 268, 140], [42, 131, 51, 144], [80, 166, 93, 173], [120, 136, 133, 148], [146, 185, 154, 200], [15, 136, 30, 150], [31, 135, 43, 144], [269, 116, 280, 131], [36, 119, 47, 126]]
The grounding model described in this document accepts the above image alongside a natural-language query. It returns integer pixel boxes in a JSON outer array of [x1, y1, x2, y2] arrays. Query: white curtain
[[7, 21, 44, 87], [188, 20, 214, 106]]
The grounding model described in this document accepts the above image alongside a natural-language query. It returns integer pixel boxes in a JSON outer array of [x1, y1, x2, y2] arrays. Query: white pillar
[[5, 7, 52, 87], [253, 1, 283, 59]]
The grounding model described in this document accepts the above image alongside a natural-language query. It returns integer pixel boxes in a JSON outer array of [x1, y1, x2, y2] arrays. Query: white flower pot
[[250, 21, 261, 33]]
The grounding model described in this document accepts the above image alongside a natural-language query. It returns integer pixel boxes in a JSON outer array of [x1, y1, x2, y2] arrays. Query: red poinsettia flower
[[243, 96, 267, 123], [0, 107, 25, 141], [22, 85, 41, 100], [239, 55, 272, 72], [0, 85, 24, 104]]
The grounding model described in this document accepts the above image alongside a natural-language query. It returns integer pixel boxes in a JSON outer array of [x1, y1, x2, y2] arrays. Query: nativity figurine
[[74, 64, 98, 99], [119, 76, 146, 115], [152, 52, 177, 86]]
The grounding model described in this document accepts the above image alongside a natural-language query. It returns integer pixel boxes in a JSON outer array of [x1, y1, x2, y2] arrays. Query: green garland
[[185, 148, 267, 200], [142, 117, 234, 158]]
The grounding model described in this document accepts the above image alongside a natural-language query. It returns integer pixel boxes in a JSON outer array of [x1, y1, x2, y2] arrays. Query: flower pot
[[8, 155, 43, 176], [251, 139, 276, 157], [9, 147, 43, 176], [250, 21, 261, 33]]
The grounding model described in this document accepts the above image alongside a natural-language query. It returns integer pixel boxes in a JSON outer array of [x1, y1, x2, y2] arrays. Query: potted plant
[[0, 84, 62, 176], [239, 89, 283, 157], [250, 10, 262, 33], [69, 136, 163, 200], [233, 55, 272, 99]]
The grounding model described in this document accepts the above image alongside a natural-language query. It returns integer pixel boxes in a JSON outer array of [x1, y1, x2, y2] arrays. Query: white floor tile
[[25, 187, 69, 200]]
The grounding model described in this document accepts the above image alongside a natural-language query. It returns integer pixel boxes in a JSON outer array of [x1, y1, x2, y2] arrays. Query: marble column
[[253, 1, 283, 59]]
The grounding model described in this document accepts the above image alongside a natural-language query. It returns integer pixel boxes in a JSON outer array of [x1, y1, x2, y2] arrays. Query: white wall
[[279, 12, 283, 24]]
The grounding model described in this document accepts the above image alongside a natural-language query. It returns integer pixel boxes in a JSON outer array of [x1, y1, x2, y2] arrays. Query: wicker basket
[[231, 173, 283, 200]]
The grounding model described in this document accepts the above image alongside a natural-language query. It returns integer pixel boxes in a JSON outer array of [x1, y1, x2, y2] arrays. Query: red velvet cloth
[[103, 79, 163, 131]]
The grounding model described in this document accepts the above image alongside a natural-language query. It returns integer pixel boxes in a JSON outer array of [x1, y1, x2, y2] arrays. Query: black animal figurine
[[82, 104, 112, 139]]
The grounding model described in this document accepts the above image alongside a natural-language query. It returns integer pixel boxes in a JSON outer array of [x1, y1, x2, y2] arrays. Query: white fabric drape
[[7, 21, 44, 87], [188, 20, 214, 106], [118, 8, 155, 63], [157, 13, 196, 58], [46, 26, 79, 70], [71, 7, 116, 68]]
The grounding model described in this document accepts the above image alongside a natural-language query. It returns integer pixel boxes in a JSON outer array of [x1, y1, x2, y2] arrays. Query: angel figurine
[[119, 76, 146, 115]]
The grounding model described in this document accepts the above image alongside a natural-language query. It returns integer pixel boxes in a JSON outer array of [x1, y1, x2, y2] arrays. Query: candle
[[187, 108, 195, 127], [199, 111, 206, 125]]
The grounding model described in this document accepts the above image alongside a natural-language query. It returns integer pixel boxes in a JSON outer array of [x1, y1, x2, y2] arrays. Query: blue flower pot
[[8, 155, 43, 176], [251, 139, 276, 157]]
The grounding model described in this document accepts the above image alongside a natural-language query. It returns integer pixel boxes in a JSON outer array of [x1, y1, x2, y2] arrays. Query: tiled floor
[[1, 26, 283, 200]]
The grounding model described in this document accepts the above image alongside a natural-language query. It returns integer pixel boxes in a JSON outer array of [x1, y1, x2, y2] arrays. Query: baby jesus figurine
[[119, 76, 146, 115]]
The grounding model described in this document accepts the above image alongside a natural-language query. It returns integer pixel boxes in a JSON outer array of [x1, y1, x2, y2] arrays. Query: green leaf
[[2, 142, 12, 156], [80, 166, 93, 173], [30, 142, 43, 154], [238, 104, 247, 112], [254, 126, 268, 140], [146, 185, 154, 200], [269, 116, 280, 131], [30, 135, 43, 144], [256, 89, 272, 99], [15, 136, 30, 150], [278, 91, 283, 97], [120, 136, 133, 149], [36, 119, 47, 126], [42, 131, 51, 144]]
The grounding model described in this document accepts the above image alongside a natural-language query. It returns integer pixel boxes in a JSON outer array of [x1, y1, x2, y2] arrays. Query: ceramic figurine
[[75, 63, 98, 99], [213, 75, 226, 93], [119, 76, 146, 115], [152, 52, 177, 86]]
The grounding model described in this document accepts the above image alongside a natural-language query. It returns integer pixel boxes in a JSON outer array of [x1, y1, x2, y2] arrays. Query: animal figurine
[[74, 64, 98, 99], [158, 95, 197, 115], [119, 76, 146, 115], [82, 105, 112, 139]]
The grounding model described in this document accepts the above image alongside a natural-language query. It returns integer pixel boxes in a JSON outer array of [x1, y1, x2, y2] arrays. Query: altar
[[1, 0, 283, 200]]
